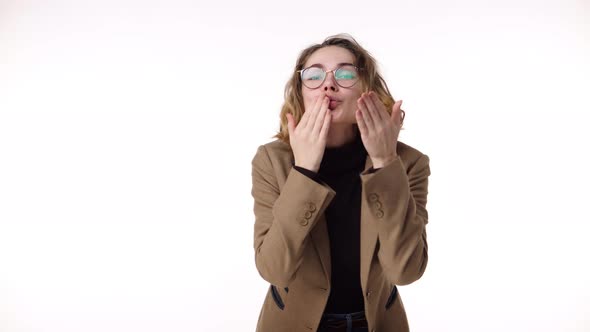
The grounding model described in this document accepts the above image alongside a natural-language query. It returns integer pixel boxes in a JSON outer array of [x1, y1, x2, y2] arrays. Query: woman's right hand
[[286, 95, 331, 173]]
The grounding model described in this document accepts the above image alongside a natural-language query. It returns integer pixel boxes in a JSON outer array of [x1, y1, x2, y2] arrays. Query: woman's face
[[301, 46, 363, 125]]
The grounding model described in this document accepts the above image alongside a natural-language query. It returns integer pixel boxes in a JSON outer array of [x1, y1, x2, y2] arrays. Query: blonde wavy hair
[[274, 33, 400, 144]]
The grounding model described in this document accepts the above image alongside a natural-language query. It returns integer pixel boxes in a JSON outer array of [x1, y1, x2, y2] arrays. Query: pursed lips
[[328, 97, 341, 110]]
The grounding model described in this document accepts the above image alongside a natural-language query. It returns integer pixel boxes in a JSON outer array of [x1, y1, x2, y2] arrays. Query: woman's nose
[[322, 72, 338, 91]]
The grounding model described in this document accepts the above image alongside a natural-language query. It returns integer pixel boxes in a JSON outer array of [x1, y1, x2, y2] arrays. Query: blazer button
[[304, 210, 313, 219], [369, 193, 379, 202], [375, 210, 384, 218], [299, 218, 309, 226], [305, 202, 316, 212], [373, 201, 382, 209]]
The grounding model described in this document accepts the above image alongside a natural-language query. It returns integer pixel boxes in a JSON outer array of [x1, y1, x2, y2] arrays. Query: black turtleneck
[[293, 132, 379, 314]]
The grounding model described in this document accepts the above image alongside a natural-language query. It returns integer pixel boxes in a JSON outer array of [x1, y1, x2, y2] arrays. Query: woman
[[251, 34, 430, 332]]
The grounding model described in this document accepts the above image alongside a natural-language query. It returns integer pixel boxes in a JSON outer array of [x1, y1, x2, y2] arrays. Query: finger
[[365, 91, 386, 122], [286, 113, 295, 136], [304, 95, 327, 131], [355, 109, 368, 137], [357, 94, 375, 132], [300, 96, 320, 129], [300, 95, 323, 129], [319, 108, 331, 140], [312, 96, 329, 135], [391, 100, 403, 125]]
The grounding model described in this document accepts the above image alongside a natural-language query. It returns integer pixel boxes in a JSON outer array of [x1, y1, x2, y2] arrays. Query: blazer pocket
[[270, 285, 285, 310], [385, 285, 398, 310]]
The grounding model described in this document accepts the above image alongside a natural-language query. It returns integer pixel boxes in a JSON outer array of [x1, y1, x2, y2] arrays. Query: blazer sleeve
[[360, 154, 431, 285], [251, 145, 336, 287]]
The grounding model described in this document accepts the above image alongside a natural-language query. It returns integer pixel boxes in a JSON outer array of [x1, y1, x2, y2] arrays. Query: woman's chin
[[329, 111, 355, 125], [328, 106, 342, 116], [329, 106, 347, 117], [328, 108, 341, 121]]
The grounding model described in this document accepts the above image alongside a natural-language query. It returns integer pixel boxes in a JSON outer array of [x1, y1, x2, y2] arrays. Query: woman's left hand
[[356, 91, 404, 169]]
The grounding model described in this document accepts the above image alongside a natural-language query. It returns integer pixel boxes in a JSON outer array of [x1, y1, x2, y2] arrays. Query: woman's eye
[[336, 71, 355, 79]]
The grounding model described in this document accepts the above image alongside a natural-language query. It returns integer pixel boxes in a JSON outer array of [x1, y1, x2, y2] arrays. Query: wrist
[[295, 163, 319, 173], [371, 154, 398, 168]]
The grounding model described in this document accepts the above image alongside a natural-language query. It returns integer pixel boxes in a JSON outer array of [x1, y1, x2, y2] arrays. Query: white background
[[1, 0, 589, 331]]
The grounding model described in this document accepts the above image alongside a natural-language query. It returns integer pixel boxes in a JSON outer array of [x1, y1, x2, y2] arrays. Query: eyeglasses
[[298, 64, 361, 89]]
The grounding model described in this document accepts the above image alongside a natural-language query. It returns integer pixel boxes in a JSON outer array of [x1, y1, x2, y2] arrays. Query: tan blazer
[[251, 138, 430, 332]]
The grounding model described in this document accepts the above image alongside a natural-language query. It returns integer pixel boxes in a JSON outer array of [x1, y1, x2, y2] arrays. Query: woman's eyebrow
[[306, 62, 355, 68]]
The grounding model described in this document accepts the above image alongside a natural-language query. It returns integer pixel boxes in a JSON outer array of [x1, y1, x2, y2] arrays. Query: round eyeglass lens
[[334, 65, 359, 88], [301, 67, 326, 89]]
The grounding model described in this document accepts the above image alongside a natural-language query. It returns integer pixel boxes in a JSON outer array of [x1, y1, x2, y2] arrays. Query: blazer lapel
[[310, 215, 331, 282], [360, 156, 378, 291], [288, 157, 332, 283]]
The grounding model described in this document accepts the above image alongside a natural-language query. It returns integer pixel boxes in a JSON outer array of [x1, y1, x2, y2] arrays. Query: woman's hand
[[286, 95, 331, 173], [356, 91, 404, 168]]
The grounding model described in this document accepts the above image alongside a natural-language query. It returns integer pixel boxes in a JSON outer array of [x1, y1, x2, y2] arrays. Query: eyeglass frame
[[297, 63, 364, 89]]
